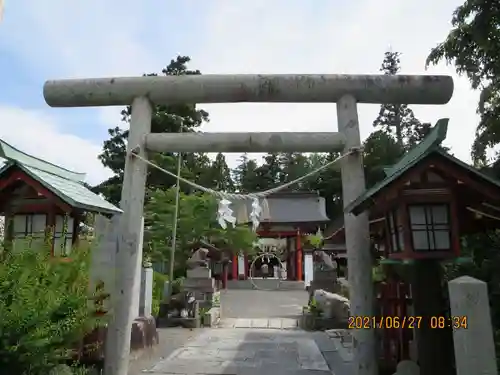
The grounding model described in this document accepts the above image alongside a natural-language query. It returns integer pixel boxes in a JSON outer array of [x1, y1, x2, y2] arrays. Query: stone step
[[227, 279, 306, 291], [218, 318, 299, 330]]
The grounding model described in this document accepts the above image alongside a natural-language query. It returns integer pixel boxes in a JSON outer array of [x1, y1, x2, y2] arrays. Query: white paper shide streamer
[[250, 198, 262, 231], [217, 199, 236, 229]]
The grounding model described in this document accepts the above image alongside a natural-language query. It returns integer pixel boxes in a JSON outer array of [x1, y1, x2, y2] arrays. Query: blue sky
[[0, 0, 482, 185]]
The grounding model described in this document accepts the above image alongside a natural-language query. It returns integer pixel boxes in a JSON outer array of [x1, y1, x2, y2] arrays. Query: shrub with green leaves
[[152, 272, 184, 316], [0, 245, 104, 375]]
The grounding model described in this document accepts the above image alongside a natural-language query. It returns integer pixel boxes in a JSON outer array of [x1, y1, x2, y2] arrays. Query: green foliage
[[372, 263, 386, 283], [0, 245, 102, 375], [305, 230, 324, 249], [308, 298, 322, 317], [145, 188, 257, 271], [152, 272, 168, 316], [426, 0, 500, 164]]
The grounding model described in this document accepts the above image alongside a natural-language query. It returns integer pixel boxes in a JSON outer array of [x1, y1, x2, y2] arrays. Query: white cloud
[[0, 106, 111, 185], [0, 0, 481, 186], [194, 0, 479, 165]]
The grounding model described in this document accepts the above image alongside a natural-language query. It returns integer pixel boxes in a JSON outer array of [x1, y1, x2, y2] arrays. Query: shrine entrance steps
[[226, 279, 306, 291], [219, 288, 308, 332], [219, 318, 299, 330]]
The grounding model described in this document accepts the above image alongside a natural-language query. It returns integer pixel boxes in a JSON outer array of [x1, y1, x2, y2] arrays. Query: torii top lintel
[[43, 74, 454, 107]]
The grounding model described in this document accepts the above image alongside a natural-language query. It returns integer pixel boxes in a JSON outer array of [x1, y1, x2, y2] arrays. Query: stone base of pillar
[[74, 316, 159, 370], [130, 316, 160, 359]]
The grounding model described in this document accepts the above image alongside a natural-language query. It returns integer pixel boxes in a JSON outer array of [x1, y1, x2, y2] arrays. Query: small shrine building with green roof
[[327, 118, 500, 371], [0, 139, 121, 255]]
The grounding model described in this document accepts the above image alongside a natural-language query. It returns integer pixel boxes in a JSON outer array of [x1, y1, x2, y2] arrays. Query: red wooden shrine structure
[[230, 191, 330, 281]]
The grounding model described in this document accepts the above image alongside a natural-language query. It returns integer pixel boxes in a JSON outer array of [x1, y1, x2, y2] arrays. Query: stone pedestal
[[308, 268, 340, 304], [184, 267, 221, 327], [185, 267, 219, 309], [449, 276, 497, 375]]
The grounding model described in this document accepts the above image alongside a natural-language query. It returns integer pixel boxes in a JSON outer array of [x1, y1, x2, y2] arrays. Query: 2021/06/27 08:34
[[348, 315, 468, 329]]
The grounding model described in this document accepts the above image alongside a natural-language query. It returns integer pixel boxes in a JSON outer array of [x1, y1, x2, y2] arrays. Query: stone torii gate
[[43, 74, 454, 375]]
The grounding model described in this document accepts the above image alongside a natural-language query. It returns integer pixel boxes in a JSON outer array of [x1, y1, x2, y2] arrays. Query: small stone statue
[[314, 250, 337, 270], [187, 247, 209, 269], [158, 290, 197, 320]]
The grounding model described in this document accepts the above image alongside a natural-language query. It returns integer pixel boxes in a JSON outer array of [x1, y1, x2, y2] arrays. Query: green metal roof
[[0, 139, 86, 182], [0, 139, 121, 215], [346, 118, 470, 215]]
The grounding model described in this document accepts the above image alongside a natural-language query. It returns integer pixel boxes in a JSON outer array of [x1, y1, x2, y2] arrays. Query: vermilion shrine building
[[0, 139, 121, 254], [231, 191, 330, 281]]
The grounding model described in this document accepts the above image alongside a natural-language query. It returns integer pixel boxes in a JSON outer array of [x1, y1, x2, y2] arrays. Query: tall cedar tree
[[94, 56, 233, 204], [374, 51, 430, 150]]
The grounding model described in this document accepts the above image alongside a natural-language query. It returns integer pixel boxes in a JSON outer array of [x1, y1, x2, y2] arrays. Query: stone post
[[448, 276, 498, 375], [140, 263, 153, 317], [130, 216, 145, 319], [90, 214, 119, 314]]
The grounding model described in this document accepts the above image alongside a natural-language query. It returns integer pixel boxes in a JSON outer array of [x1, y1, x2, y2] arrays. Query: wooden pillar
[[232, 254, 238, 281], [296, 229, 303, 281], [244, 253, 249, 280], [47, 207, 56, 256], [222, 262, 228, 289], [72, 212, 81, 247], [412, 260, 454, 375]]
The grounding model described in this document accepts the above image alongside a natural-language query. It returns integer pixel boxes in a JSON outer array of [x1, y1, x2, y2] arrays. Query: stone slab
[[218, 318, 299, 330], [203, 307, 221, 327], [251, 319, 269, 328], [145, 329, 330, 374], [183, 277, 215, 289], [186, 267, 212, 278]]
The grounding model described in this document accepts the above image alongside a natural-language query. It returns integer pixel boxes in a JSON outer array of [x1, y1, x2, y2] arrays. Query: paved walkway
[[139, 328, 353, 375], [132, 290, 353, 375]]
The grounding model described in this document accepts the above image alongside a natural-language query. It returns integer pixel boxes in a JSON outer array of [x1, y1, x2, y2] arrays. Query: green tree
[[206, 153, 234, 191], [426, 0, 500, 165], [306, 152, 343, 218], [254, 153, 282, 190], [145, 188, 256, 275], [232, 154, 261, 192], [278, 152, 311, 189], [363, 130, 404, 187], [94, 55, 211, 204], [374, 51, 429, 149]]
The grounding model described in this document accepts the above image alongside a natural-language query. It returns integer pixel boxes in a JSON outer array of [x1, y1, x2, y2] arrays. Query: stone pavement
[[221, 289, 307, 319], [218, 317, 298, 329], [140, 328, 353, 375]]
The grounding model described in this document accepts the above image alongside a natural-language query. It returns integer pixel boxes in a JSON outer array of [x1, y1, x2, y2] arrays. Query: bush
[[152, 272, 168, 315], [152, 272, 184, 315], [0, 246, 104, 375]]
